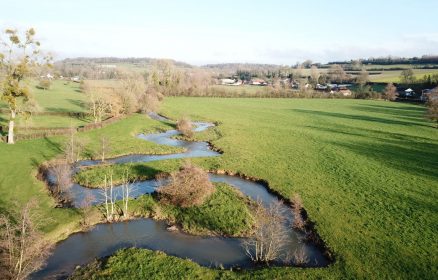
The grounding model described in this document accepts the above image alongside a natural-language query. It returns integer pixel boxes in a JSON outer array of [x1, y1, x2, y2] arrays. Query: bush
[[176, 116, 193, 138], [157, 162, 214, 208], [37, 79, 51, 90]]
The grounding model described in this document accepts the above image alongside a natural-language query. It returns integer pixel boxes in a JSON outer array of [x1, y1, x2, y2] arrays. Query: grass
[[1, 89, 437, 279], [73, 97, 437, 279], [0, 113, 179, 241], [368, 69, 438, 83], [70, 248, 219, 280], [0, 80, 90, 132], [126, 183, 254, 236], [158, 98, 438, 279]]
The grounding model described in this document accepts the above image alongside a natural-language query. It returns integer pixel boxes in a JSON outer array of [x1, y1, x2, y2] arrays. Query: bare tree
[[63, 126, 87, 164], [310, 66, 320, 85], [121, 168, 133, 219], [356, 68, 369, 86], [293, 246, 309, 266], [384, 83, 398, 101], [291, 193, 305, 230], [328, 64, 347, 83], [400, 68, 416, 84], [243, 200, 288, 263], [426, 90, 438, 127], [0, 199, 53, 280], [99, 136, 111, 162], [157, 162, 214, 208], [101, 174, 117, 222], [49, 159, 72, 196], [176, 116, 193, 138], [79, 193, 95, 228]]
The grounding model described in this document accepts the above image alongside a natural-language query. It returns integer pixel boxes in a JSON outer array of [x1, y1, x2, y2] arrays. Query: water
[[33, 117, 329, 279]]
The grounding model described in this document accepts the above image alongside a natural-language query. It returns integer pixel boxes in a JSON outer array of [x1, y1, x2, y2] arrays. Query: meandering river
[[32, 114, 329, 279]]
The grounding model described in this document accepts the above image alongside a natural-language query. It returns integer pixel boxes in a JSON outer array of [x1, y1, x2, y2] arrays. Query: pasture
[[0, 95, 436, 279]]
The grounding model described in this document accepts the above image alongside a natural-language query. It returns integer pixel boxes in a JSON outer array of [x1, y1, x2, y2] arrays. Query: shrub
[[291, 193, 305, 230], [176, 116, 193, 138], [157, 162, 214, 208]]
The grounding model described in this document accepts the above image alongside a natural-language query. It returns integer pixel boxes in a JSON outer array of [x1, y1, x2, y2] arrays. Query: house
[[404, 88, 415, 96], [220, 78, 242, 86], [250, 78, 267, 86], [315, 84, 328, 90], [339, 89, 352, 96], [40, 73, 54, 80], [421, 87, 438, 101]]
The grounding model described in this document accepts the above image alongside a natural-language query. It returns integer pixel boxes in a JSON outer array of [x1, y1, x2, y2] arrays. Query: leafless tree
[[384, 83, 398, 101], [426, 89, 438, 127], [243, 200, 288, 263], [79, 193, 95, 228], [176, 116, 193, 138], [310, 66, 320, 85], [293, 246, 309, 266], [291, 193, 305, 230], [0, 199, 53, 280], [121, 168, 133, 219], [356, 68, 369, 86], [99, 136, 111, 162], [157, 162, 214, 208], [64, 126, 86, 164], [49, 159, 72, 196], [101, 174, 116, 222]]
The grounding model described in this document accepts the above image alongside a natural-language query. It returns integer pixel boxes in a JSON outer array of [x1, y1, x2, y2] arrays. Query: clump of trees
[[176, 116, 193, 138], [0, 199, 53, 280], [157, 162, 214, 208], [383, 83, 398, 101], [0, 27, 51, 144], [100, 168, 133, 222], [243, 200, 287, 263]]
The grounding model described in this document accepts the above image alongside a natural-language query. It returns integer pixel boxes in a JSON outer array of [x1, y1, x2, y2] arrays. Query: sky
[[1, 0, 437, 65]]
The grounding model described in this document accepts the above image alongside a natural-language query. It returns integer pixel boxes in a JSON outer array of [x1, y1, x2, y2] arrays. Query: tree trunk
[[7, 110, 16, 144]]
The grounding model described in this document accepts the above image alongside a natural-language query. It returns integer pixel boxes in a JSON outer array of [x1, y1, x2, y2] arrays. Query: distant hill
[[57, 57, 194, 69]]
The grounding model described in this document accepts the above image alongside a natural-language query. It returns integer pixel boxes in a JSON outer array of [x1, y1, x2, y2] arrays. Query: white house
[[404, 88, 415, 96]]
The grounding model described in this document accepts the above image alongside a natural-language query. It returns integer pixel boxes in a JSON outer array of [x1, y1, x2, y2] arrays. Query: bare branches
[[291, 193, 305, 231], [0, 199, 53, 280], [243, 200, 288, 263], [384, 83, 398, 101], [176, 116, 193, 138], [157, 162, 214, 208]]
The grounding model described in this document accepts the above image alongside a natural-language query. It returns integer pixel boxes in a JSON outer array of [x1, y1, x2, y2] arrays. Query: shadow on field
[[67, 99, 87, 111], [304, 123, 438, 179], [350, 104, 427, 123], [293, 109, 430, 127]]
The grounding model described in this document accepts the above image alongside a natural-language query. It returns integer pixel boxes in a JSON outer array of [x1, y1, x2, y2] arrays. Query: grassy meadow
[[0, 89, 437, 279]]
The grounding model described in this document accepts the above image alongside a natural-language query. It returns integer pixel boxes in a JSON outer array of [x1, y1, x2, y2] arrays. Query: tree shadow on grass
[[350, 104, 427, 123], [67, 99, 87, 111], [304, 123, 438, 179], [293, 109, 431, 128]]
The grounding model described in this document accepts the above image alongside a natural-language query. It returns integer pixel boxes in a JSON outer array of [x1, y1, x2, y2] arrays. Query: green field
[[368, 69, 438, 83], [0, 95, 437, 279]]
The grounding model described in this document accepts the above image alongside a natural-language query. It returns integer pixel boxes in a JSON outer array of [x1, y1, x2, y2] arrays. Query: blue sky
[[1, 0, 437, 65]]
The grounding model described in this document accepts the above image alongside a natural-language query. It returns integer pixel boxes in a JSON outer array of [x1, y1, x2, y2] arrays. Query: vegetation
[[0, 199, 53, 280], [157, 162, 215, 208], [70, 248, 218, 280], [242, 200, 287, 263], [176, 116, 193, 138], [0, 91, 437, 279], [158, 97, 437, 279], [0, 28, 51, 143]]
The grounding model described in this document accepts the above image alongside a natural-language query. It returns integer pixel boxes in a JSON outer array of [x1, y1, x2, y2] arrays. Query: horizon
[[1, 0, 438, 65]]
